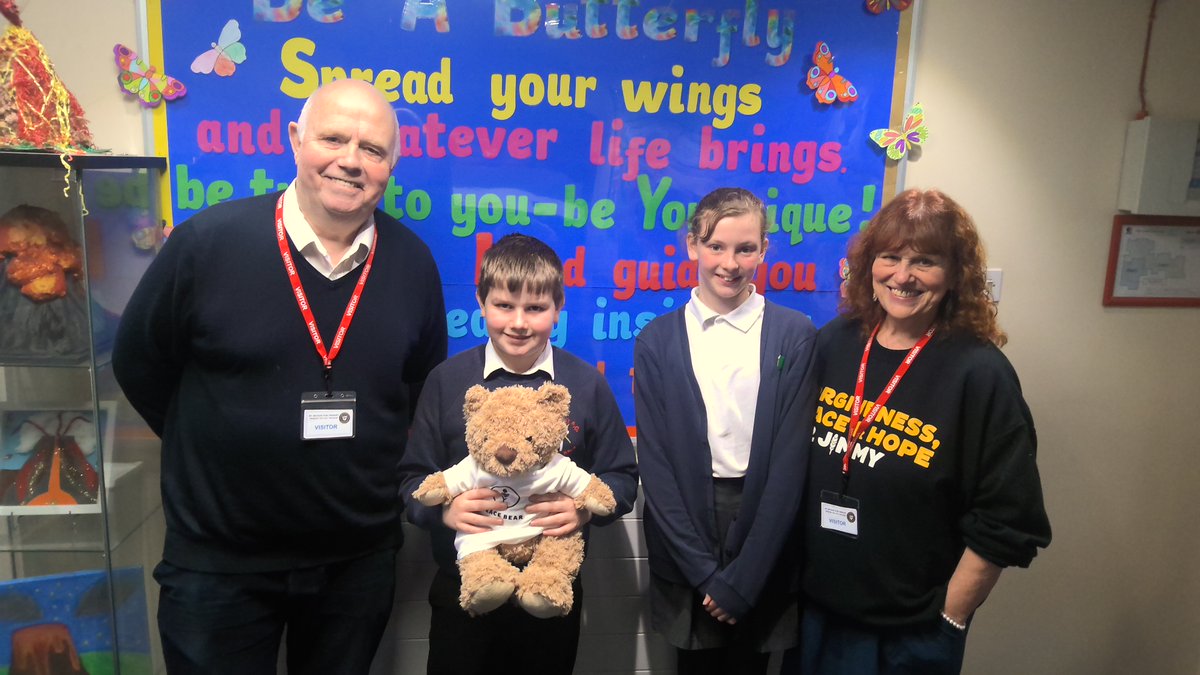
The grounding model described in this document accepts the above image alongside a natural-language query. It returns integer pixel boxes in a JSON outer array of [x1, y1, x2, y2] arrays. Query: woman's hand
[[442, 487, 505, 533], [942, 547, 1002, 625], [702, 595, 737, 624], [528, 491, 593, 537]]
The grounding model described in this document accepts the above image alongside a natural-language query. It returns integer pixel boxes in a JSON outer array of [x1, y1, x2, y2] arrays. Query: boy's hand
[[528, 491, 592, 537], [442, 488, 505, 533]]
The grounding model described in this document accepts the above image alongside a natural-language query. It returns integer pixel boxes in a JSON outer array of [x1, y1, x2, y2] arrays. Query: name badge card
[[301, 391, 356, 440], [819, 490, 859, 538]]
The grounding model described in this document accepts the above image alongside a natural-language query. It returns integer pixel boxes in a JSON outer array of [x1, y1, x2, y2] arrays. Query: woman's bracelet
[[940, 610, 967, 631]]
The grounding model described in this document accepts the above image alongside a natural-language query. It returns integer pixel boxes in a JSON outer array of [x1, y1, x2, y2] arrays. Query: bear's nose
[[495, 445, 517, 465]]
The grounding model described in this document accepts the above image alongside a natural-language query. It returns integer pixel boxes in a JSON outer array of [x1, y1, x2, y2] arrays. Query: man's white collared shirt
[[281, 181, 374, 281]]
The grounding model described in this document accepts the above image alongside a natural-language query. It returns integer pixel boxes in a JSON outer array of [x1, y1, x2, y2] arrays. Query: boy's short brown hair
[[477, 234, 564, 308]]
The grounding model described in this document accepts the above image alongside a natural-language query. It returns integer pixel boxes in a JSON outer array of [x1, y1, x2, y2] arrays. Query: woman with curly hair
[[787, 188, 1051, 675]]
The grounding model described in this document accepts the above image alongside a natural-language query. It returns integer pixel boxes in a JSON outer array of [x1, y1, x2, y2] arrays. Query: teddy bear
[[411, 381, 616, 618]]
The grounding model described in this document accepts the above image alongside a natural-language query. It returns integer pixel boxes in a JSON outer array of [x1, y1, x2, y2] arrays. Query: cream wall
[[905, 2, 1200, 674], [19, 1, 1200, 673]]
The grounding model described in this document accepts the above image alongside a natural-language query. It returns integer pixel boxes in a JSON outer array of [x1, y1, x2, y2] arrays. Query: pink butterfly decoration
[[114, 44, 186, 108], [191, 19, 247, 77]]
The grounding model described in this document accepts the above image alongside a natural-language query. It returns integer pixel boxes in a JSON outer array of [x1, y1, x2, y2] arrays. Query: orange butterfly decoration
[[806, 42, 857, 105], [866, 0, 913, 14]]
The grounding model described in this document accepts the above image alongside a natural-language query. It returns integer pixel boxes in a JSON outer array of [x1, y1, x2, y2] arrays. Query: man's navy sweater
[[114, 192, 447, 572]]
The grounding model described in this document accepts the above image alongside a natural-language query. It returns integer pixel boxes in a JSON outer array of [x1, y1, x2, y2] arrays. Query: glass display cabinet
[[0, 151, 167, 675]]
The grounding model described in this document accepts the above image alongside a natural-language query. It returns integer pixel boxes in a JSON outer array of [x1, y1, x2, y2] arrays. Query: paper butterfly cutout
[[114, 44, 186, 108], [866, 0, 914, 14], [191, 19, 247, 77], [869, 103, 929, 160], [131, 225, 158, 251], [130, 215, 162, 251], [806, 42, 857, 105]]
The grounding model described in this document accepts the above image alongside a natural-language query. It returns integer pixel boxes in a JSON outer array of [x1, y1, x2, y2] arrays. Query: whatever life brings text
[[255, 0, 796, 68]]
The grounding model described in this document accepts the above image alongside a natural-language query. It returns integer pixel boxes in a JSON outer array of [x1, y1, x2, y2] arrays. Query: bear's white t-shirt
[[442, 453, 596, 559]]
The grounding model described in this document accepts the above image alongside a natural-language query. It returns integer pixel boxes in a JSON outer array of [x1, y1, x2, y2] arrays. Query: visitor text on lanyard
[[275, 193, 376, 396]]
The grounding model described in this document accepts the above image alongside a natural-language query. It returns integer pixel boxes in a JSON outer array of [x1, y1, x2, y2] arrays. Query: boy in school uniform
[[399, 233, 639, 674]]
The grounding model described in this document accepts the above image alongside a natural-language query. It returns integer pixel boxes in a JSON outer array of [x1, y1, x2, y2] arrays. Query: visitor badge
[[819, 490, 859, 538], [301, 391, 356, 440]]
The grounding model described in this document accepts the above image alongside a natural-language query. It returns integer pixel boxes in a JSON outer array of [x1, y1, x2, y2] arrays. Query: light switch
[[986, 268, 1003, 303]]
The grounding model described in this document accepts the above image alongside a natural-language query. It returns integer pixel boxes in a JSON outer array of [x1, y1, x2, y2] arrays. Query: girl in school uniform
[[634, 187, 819, 675]]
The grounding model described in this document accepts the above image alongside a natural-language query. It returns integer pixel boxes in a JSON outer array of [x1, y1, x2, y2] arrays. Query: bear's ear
[[464, 385, 490, 420], [537, 382, 571, 418]]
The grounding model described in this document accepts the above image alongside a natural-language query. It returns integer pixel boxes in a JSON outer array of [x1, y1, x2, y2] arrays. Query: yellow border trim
[[145, 0, 174, 230], [880, 9, 915, 205]]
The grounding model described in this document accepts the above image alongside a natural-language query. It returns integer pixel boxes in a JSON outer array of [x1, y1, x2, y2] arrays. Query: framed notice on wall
[[1103, 214, 1200, 307]]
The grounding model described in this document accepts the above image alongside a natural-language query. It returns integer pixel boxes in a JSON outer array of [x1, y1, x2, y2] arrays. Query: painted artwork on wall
[[0, 403, 114, 513], [0, 567, 150, 675]]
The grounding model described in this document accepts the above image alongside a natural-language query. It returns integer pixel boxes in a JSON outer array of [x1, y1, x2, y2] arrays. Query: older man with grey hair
[[114, 79, 447, 674]]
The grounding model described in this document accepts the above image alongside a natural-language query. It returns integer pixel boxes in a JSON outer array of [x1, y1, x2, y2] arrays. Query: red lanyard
[[275, 194, 376, 390], [841, 322, 936, 484]]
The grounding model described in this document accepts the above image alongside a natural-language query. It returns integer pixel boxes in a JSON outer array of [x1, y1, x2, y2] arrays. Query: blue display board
[[156, 0, 906, 424]]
